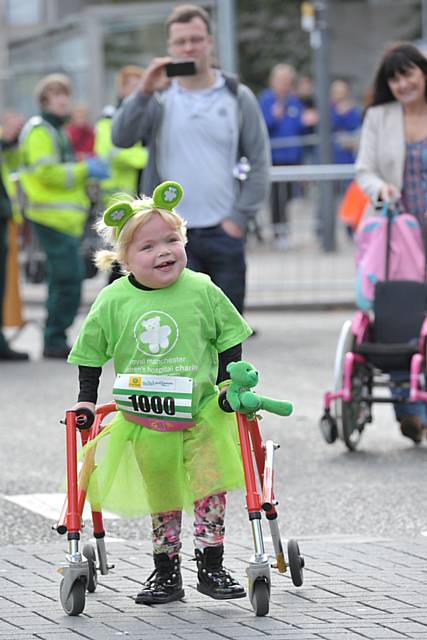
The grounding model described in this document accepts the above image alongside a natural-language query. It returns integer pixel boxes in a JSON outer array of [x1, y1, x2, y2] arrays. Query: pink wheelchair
[[320, 280, 427, 450]]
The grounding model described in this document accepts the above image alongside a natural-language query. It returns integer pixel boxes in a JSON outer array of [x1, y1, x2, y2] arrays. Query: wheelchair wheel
[[319, 413, 338, 444], [333, 320, 369, 451], [342, 364, 371, 451], [333, 320, 354, 427]]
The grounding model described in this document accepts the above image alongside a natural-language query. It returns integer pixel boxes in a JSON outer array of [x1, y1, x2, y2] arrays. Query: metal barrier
[[270, 164, 355, 182], [245, 164, 357, 310]]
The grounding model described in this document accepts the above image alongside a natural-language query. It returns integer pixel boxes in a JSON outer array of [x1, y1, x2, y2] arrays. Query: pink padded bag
[[354, 208, 425, 310]]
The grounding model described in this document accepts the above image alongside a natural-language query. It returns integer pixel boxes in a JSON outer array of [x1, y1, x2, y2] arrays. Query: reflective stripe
[[21, 156, 57, 171], [19, 117, 62, 167], [19, 116, 43, 144], [108, 147, 119, 160], [29, 202, 87, 214], [64, 164, 75, 189]]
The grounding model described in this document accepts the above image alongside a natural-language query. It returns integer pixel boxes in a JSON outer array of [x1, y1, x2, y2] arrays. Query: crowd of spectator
[[0, 1, 369, 363]]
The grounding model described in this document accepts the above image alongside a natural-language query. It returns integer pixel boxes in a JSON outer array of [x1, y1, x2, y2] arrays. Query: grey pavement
[[2, 536, 427, 639]]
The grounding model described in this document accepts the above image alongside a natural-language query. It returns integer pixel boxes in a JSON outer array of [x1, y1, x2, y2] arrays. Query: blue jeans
[[390, 370, 427, 426], [186, 225, 246, 314]]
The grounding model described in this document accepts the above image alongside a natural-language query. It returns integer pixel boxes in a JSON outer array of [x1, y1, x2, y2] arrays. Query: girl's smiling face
[[124, 213, 187, 288]]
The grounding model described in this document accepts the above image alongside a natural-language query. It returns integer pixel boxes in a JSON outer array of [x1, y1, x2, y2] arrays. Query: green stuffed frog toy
[[225, 361, 293, 418]]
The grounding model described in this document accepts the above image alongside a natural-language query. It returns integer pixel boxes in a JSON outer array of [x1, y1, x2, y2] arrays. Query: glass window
[[103, 18, 165, 106], [6, 0, 43, 25]]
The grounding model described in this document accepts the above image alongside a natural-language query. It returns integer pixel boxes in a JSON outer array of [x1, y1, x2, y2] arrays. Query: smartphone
[[165, 60, 197, 78]]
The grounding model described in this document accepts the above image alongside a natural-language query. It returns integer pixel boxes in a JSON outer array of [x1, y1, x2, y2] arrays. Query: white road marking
[[2, 493, 120, 521]]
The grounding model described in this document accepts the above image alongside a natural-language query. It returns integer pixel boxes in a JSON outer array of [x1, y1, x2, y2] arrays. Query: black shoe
[[195, 545, 246, 600], [43, 345, 71, 359], [135, 553, 184, 605], [0, 347, 29, 361], [400, 415, 425, 444]]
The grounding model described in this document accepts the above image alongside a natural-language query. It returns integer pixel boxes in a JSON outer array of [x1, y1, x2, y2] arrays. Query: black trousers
[[0, 218, 8, 330], [186, 225, 246, 314], [270, 180, 293, 236]]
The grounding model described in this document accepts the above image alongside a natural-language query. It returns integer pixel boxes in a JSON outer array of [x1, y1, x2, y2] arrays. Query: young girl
[[68, 181, 252, 605]]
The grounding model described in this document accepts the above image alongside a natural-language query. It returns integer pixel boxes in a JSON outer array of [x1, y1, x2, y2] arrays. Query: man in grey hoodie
[[111, 3, 270, 313]]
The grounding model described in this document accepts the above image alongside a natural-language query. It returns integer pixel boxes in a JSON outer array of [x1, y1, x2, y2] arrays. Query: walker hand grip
[[75, 407, 95, 430], [218, 389, 234, 413]]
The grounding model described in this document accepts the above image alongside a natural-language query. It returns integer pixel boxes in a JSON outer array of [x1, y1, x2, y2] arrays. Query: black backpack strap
[[222, 72, 239, 96], [222, 72, 244, 157], [385, 204, 393, 281]]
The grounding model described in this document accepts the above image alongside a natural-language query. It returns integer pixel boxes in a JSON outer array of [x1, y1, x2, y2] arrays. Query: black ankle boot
[[135, 553, 184, 605], [0, 346, 29, 361], [195, 545, 246, 600], [0, 333, 29, 361]]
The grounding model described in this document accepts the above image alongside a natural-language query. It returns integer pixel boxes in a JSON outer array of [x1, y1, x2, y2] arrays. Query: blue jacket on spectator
[[258, 89, 307, 165], [331, 105, 361, 164]]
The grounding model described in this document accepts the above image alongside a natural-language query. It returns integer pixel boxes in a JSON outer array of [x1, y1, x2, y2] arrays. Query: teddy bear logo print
[[139, 316, 172, 354]]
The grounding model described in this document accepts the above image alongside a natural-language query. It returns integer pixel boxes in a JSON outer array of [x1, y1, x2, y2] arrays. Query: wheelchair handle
[[373, 199, 399, 215]]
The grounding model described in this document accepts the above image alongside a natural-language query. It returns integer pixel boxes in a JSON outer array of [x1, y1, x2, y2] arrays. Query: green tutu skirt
[[81, 395, 244, 517]]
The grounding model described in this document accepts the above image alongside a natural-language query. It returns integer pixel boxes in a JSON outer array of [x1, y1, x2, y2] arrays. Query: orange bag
[[338, 180, 369, 231], [3, 221, 24, 328]]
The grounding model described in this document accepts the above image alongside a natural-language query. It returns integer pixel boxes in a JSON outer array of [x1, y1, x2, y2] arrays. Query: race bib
[[113, 373, 193, 427]]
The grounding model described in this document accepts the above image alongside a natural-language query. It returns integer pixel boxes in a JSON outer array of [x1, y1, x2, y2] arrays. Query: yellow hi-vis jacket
[[19, 116, 90, 237], [1, 144, 23, 223], [95, 113, 148, 206]]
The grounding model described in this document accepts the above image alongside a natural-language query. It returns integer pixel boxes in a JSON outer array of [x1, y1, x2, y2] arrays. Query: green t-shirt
[[68, 269, 252, 414]]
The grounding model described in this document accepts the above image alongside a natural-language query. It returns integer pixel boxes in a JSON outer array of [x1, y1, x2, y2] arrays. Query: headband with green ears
[[103, 181, 184, 235]]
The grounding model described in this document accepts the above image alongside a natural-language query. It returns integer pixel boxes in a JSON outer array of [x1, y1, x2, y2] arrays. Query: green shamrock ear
[[152, 181, 183, 210], [104, 202, 134, 233]]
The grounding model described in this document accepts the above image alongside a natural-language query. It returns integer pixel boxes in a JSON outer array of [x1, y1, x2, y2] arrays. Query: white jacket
[[355, 101, 405, 203]]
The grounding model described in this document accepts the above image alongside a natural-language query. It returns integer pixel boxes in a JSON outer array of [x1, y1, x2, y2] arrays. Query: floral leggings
[[152, 492, 226, 557]]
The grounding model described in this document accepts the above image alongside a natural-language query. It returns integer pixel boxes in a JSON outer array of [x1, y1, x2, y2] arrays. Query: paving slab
[[0, 537, 427, 639]]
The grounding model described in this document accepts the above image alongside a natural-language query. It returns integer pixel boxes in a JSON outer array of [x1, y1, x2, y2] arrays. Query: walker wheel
[[251, 579, 270, 617], [287, 539, 304, 587], [83, 543, 98, 593], [60, 578, 86, 616]]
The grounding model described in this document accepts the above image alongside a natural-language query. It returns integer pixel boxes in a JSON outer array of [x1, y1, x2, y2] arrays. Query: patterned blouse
[[401, 137, 427, 234]]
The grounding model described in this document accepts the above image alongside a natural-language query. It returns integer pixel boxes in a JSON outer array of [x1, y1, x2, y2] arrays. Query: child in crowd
[[68, 181, 252, 605]]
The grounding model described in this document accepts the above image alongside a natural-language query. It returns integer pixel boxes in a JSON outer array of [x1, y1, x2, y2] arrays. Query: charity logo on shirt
[[134, 310, 179, 356]]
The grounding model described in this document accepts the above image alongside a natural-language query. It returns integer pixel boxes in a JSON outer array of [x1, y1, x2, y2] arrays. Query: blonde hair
[[94, 193, 187, 273]]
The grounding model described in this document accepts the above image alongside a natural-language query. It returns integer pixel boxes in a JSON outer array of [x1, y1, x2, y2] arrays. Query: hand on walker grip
[[225, 361, 293, 417], [70, 403, 96, 429]]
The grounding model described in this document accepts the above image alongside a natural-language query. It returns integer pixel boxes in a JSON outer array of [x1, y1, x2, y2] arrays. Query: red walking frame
[[55, 403, 304, 617], [54, 403, 115, 616], [236, 412, 304, 616]]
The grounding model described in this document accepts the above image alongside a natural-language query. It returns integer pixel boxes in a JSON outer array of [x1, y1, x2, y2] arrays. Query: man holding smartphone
[[112, 3, 269, 314]]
